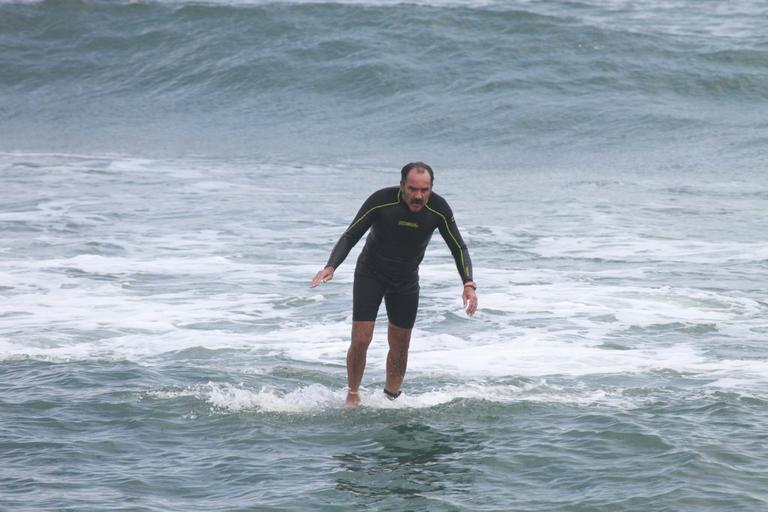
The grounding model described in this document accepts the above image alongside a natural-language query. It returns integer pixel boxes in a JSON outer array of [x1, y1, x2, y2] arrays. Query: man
[[311, 162, 477, 407]]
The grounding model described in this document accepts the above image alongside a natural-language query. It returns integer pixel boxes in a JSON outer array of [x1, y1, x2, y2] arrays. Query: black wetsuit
[[326, 186, 473, 328]]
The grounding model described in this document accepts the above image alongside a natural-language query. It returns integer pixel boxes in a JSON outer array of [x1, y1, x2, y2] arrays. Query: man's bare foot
[[344, 390, 361, 408]]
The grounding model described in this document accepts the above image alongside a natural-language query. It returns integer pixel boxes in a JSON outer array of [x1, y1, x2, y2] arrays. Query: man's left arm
[[434, 201, 478, 316]]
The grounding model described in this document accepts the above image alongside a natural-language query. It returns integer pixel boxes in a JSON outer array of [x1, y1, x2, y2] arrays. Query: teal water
[[1, 0, 767, 168], [2, 0, 768, 510], [4, 357, 766, 511]]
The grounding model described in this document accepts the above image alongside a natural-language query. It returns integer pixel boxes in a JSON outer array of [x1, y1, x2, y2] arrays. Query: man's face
[[401, 169, 432, 213]]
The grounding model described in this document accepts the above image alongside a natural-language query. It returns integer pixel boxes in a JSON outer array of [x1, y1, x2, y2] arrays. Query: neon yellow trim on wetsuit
[[425, 202, 468, 277], [344, 190, 401, 234]]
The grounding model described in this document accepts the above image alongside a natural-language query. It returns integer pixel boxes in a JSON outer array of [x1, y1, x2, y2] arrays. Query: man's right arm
[[311, 188, 397, 288], [324, 193, 379, 270]]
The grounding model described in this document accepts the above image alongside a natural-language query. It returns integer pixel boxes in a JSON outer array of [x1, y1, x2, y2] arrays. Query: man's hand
[[462, 283, 478, 316], [311, 266, 335, 288]]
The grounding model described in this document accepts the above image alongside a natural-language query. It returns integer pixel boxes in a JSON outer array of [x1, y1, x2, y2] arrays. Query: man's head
[[400, 162, 434, 213]]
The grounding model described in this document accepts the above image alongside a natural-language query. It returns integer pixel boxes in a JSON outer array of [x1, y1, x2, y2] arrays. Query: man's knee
[[351, 321, 375, 348], [388, 322, 412, 347]]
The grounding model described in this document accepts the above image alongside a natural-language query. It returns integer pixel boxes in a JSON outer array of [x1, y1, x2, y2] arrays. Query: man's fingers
[[311, 269, 333, 287], [464, 294, 477, 316]]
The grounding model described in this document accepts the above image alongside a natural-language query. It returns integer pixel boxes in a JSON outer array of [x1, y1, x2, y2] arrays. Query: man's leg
[[383, 286, 418, 398], [347, 270, 385, 407], [346, 320, 375, 407], [385, 322, 412, 396]]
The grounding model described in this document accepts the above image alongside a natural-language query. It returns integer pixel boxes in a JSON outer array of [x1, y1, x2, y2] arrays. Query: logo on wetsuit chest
[[398, 220, 419, 228]]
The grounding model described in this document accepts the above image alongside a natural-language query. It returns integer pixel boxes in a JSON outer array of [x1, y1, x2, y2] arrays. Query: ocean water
[[1, 0, 768, 511]]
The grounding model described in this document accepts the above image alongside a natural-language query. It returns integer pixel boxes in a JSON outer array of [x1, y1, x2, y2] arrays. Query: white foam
[[2, 248, 760, 391], [419, 264, 762, 340], [0, 254, 247, 276], [531, 236, 768, 264], [408, 333, 702, 378], [146, 382, 342, 413], [3, 152, 766, 403], [143, 379, 635, 414]]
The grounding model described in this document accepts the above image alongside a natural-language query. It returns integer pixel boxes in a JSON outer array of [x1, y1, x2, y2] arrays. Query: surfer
[[311, 162, 477, 407]]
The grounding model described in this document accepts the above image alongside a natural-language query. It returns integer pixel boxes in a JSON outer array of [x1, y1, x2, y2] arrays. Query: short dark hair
[[400, 162, 434, 184]]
